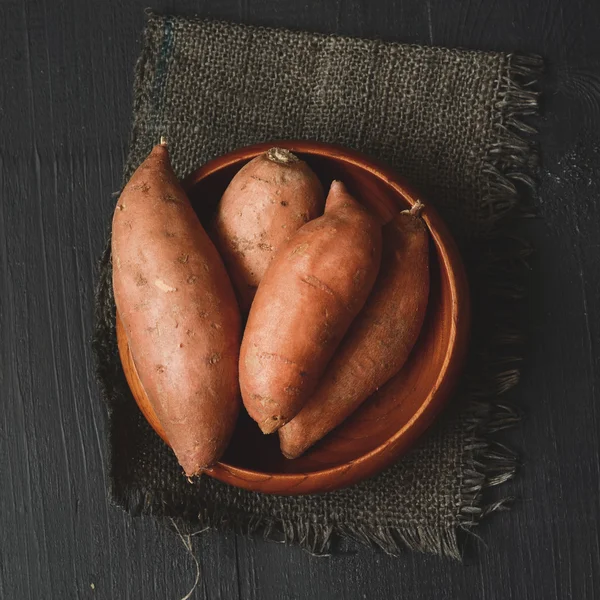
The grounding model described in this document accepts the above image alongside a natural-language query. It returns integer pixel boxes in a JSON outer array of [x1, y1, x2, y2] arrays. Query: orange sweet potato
[[279, 203, 429, 458], [240, 180, 382, 434], [212, 148, 325, 314], [112, 141, 242, 476]]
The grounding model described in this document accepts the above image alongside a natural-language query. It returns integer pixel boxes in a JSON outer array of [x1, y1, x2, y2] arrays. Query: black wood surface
[[1, 1, 599, 598]]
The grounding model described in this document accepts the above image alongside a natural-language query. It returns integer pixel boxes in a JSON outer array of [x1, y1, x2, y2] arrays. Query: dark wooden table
[[2, 1, 599, 598]]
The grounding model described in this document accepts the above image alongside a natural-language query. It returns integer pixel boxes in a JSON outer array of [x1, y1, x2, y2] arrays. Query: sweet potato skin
[[112, 142, 241, 476], [212, 148, 325, 314], [279, 204, 429, 458], [240, 181, 382, 433]]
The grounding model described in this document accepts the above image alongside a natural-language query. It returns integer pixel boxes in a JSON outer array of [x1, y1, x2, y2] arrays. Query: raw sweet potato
[[212, 148, 325, 314], [240, 180, 382, 434], [112, 140, 242, 476], [279, 203, 430, 458]]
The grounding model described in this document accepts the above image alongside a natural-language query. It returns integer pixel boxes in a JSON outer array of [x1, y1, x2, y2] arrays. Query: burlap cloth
[[93, 13, 541, 557]]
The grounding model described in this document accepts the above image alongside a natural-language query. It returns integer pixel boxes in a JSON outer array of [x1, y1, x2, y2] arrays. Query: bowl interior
[[178, 146, 453, 476]]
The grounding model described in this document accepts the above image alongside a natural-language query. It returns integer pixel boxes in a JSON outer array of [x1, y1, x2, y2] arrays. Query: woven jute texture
[[93, 13, 541, 557]]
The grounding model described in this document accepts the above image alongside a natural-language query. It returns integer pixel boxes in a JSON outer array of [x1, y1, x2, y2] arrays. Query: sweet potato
[[240, 180, 382, 434], [112, 140, 241, 476], [212, 148, 325, 314], [279, 203, 429, 458]]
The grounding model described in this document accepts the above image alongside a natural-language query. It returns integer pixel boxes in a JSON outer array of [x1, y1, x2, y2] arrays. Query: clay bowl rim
[[118, 140, 470, 495]]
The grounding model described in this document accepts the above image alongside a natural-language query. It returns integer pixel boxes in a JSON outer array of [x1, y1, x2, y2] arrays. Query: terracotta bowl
[[116, 140, 470, 495]]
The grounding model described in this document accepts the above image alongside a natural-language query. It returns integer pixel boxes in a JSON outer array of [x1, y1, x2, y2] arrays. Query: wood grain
[[1, 0, 599, 598]]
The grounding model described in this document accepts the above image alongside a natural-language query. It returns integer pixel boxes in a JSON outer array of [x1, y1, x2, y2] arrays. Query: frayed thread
[[453, 52, 541, 552], [478, 53, 542, 228]]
